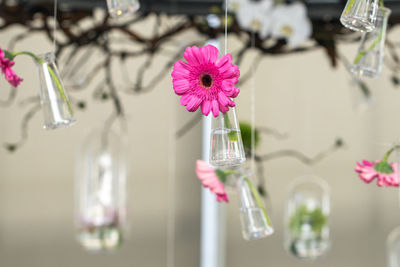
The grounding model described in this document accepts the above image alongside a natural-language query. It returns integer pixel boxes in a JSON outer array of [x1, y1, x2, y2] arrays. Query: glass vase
[[350, 7, 391, 78], [75, 128, 128, 252], [106, 0, 140, 18], [340, 0, 380, 32], [36, 52, 75, 129], [284, 176, 330, 260], [209, 107, 246, 167], [237, 172, 274, 241], [388, 226, 400, 267]]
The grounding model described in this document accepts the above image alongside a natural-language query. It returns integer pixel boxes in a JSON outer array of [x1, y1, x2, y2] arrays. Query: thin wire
[[166, 92, 176, 267], [167, 0, 178, 265], [224, 0, 228, 55], [250, 30, 256, 175], [53, 0, 58, 54]]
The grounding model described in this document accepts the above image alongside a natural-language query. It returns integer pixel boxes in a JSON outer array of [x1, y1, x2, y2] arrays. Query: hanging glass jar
[[350, 7, 391, 78], [387, 226, 400, 267], [237, 169, 274, 241], [75, 127, 128, 252], [106, 0, 140, 18], [284, 176, 330, 260], [340, 0, 380, 32], [36, 52, 75, 129], [209, 107, 246, 167]]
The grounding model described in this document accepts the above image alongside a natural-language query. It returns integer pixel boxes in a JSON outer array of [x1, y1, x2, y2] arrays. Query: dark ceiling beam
[[4, 0, 400, 17]]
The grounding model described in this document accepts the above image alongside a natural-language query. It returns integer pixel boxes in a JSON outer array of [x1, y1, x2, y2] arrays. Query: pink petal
[[218, 92, 229, 106], [216, 53, 233, 68], [222, 76, 239, 86], [216, 193, 229, 203], [200, 45, 219, 64], [220, 82, 240, 98], [360, 172, 377, 183], [173, 79, 190, 95], [362, 160, 374, 167], [186, 96, 202, 112], [195, 160, 228, 202], [211, 99, 219, 117], [216, 54, 239, 79], [183, 46, 203, 65], [201, 100, 212, 116], [180, 94, 192, 106], [196, 160, 213, 171], [231, 87, 240, 98], [171, 61, 191, 80], [8, 74, 22, 87], [227, 99, 236, 107], [219, 103, 229, 113]]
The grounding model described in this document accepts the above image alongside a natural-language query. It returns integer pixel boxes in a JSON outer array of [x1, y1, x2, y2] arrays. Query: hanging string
[[166, 91, 176, 267], [167, 0, 178, 265], [53, 0, 58, 54], [224, 0, 228, 55], [250, 30, 256, 175]]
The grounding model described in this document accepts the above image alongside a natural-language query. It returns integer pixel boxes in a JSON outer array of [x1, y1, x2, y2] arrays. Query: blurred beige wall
[[0, 14, 400, 267]]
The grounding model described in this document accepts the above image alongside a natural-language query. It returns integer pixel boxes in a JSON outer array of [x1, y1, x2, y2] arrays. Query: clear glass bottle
[[284, 176, 330, 260], [340, 0, 379, 32], [237, 171, 274, 241], [350, 7, 391, 78], [36, 52, 75, 129], [209, 107, 246, 167], [387, 226, 400, 267], [106, 0, 140, 18], [75, 128, 128, 252]]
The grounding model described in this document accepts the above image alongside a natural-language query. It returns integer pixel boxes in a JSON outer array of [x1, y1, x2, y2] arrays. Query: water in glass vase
[[79, 224, 122, 252], [41, 100, 75, 129], [240, 207, 274, 240], [210, 128, 245, 167], [289, 232, 330, 259]]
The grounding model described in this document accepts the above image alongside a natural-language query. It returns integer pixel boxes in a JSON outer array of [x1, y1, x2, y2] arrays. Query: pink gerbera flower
[[195, 160, 229, 202], [0, 47, 23, 87], [355, 160, 399, 187], [171, 45, 240, 117]]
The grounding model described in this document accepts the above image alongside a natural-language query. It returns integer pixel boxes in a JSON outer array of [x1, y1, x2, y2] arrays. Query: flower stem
[[353, 3, 386, 65], [344, 0, 355, 15], [243, 177, 273, 227], [12, 51, 73, 114], [382, 145, 400, 163], [12, 51, 44, 64], [353, 28, 384, 64], [222, 113, 231, 128], [222, 112, 238, 141]]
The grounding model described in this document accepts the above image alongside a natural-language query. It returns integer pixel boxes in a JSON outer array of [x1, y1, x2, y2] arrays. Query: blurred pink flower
[[171, 45, 240, 117], [0, 48, 22, 87], [355, 160, 399, 187], [195, 160, 228, 202]]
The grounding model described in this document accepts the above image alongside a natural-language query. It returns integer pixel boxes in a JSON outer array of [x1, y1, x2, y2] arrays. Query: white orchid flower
[[235, 0, 274, 39], [270, 2, 312, 47], [227, 0, 242, 12]]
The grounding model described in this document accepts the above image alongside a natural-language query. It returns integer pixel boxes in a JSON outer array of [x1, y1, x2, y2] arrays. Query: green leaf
[[343, 0, 355, 14], [222, 113, 239, 142], [215, 169, 228, 183], [4, 50, 14, 60], [289, 205, 327, 237], [374, 161, 394, 174], [244, 177, 273, 227], [239, 121, 260, 151]]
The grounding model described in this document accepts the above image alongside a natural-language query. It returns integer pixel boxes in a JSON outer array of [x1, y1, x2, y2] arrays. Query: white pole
[[200, 39, 226, 267]]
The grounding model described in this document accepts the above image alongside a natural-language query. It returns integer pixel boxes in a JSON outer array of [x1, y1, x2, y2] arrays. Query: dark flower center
[[201, 74, 213, 88]]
